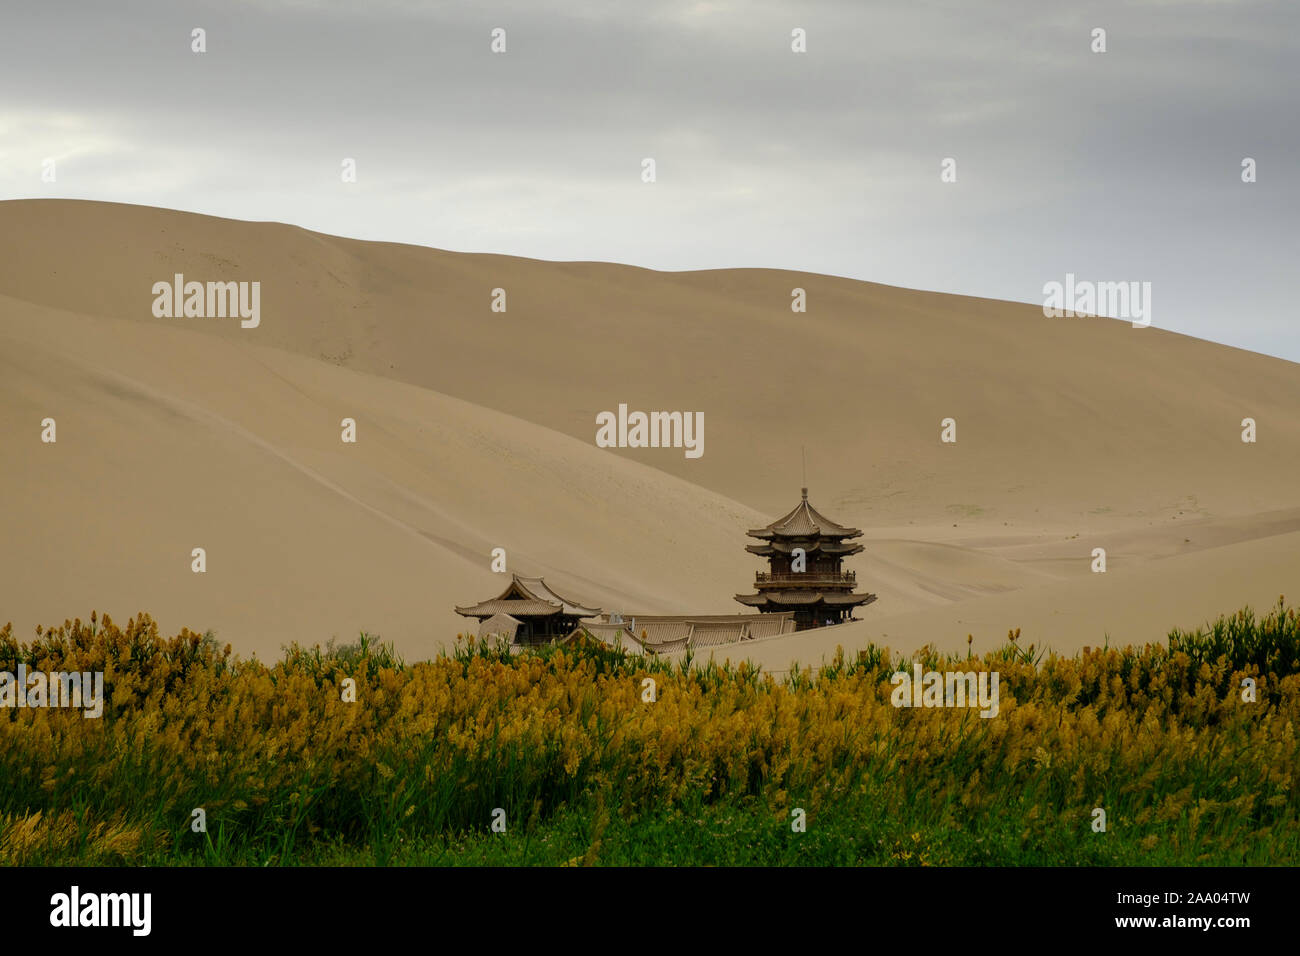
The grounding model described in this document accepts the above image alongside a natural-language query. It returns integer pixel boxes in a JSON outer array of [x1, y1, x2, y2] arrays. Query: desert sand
[[2, 198, 1298, 664]]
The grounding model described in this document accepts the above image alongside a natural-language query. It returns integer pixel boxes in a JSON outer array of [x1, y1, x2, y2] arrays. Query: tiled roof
[[455, 573, 601, 618], [745, 615, 798, 639], [455, 598, 563, 617], [745, 540, 864, 557], [563, 623, 644, 651], [736, 590, 821, 606], [646, 636, 691, 654], [604, 612, 795, 625], [747, 488, 861, 539], [637, 621, 694, 647], [735, 591, 877, 608], [688, 622, 748, 646], [514, 576, 602, 617], [585, 613, 798, 652], [820, 592, 875, 606]]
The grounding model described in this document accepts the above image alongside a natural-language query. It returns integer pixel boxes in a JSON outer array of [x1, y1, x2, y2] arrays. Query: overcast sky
[[2, 0, 1296, 359]]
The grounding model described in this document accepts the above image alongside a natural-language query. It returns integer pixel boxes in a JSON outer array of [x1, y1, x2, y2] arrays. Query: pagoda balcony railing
[[755, 571, 856, 586]]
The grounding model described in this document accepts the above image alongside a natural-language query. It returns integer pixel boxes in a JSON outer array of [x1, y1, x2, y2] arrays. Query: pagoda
[[734, 487, 876, 630], [455, 574, 601, 645]]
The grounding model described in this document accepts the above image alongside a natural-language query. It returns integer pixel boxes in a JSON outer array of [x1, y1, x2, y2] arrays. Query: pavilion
[[455, 574, 601, 645]]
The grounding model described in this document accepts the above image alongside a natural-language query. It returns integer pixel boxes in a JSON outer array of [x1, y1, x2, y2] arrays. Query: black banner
[[2, 866, 1274, 942]]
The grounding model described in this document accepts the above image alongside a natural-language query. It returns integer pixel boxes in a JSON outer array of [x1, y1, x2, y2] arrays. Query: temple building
[[734, 487, 876, 630], [455, 574, 601, 645], [454, 488, 874, 650]]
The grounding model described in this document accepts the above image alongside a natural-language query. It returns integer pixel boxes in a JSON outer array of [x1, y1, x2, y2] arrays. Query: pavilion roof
[[456, 598, 561, 618], [455, 573, 601, 619], [745, 539, 864, 557], [747, 488, 862, 540], [735, 590, 877, 608]]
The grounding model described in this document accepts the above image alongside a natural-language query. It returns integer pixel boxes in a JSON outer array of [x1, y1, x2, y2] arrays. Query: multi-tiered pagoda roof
[[735, 488, 876, 630]]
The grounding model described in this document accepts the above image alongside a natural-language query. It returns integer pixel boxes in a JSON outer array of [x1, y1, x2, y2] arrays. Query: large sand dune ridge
[[2, 199, 1297, 661]]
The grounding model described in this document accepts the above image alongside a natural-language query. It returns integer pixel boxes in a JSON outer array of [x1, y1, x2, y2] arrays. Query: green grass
[[114, 795, 1295, 867]]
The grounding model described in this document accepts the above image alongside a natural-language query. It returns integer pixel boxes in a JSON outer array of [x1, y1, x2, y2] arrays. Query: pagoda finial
[[801, 486, 808, 500]]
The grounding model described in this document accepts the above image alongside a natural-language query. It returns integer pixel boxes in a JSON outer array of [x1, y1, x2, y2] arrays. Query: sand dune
[[0, 295, 767, 656], [2, 199, 1298, 661]]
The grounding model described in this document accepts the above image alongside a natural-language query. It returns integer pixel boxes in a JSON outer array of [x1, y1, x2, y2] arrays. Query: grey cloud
[[1, 0, 1296, 357]]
